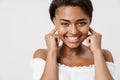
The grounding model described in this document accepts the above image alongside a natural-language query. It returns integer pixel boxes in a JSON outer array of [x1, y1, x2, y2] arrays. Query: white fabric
[[31, 58, 120, 80]]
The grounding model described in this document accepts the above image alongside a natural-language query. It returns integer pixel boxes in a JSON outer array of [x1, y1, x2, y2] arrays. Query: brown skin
[[33, 47, 113, 66], [33, 6, 114, 80], [34, 6, 113, 66]]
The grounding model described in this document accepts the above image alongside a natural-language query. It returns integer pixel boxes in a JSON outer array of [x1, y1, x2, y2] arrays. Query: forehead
[[55, 6, 89, 20]]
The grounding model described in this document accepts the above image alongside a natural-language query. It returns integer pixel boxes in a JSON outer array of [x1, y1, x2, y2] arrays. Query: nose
[[69, 25, 79, 35]]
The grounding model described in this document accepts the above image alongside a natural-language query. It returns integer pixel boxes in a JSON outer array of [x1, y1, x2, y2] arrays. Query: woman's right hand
[[45, 28, 60, 53]]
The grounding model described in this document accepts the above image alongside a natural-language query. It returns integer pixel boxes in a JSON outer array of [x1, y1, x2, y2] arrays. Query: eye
[[61, 22, 69, 27], [77, 22, 87, 26]]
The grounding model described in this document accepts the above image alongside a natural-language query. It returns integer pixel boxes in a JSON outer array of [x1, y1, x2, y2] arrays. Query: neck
[[59, 44, 84, 58]]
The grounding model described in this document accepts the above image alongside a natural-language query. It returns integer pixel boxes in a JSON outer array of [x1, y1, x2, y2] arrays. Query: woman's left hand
[[86, 27, 102, 53]]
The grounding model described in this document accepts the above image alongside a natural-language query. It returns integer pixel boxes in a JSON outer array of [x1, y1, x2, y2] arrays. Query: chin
[[65, 42, 82, 49]]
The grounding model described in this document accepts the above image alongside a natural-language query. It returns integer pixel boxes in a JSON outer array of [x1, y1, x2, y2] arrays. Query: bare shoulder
[[102, 49, 114, 63], [33, 49, 48, 60]]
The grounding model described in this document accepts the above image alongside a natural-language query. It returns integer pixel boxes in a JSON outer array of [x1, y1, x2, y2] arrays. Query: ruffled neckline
[[58, 63, 94, 70], [32, 58, 114, 70]]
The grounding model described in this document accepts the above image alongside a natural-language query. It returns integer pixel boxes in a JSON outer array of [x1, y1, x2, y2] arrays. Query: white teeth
[[67, 37, 78, 40], [66, 36, 80, 42]]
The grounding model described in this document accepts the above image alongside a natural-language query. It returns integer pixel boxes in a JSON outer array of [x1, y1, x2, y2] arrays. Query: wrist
[[47, 50, 58, 57], [92, 49, 103, 55]]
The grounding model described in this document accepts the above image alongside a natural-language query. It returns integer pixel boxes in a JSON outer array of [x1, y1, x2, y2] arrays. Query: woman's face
[[53, 6, 90, 48]]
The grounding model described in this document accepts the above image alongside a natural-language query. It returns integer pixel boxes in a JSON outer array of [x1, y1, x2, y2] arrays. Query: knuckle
[[45, 34, 48, 37], [45, 34, 50, 38]]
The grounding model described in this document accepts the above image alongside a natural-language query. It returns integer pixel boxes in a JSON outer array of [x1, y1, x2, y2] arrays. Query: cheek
[[56, 26, 66, 35], [55, 23, 65, 36], [80, 27, 89, 34]]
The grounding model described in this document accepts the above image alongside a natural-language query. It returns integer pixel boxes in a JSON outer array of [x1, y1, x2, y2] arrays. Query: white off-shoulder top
[[31, 58, 120, 80]]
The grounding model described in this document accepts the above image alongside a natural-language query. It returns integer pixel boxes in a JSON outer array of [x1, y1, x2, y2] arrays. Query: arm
[[93, 49, 114, 80], [40, 28, 59, 80], [33, 49, 58, 80], [86, 28, 114, 80], [40, 51, 58, 80]]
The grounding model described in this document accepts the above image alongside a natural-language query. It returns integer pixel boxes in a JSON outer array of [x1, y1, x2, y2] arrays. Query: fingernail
[[88, 45, 91, 49]]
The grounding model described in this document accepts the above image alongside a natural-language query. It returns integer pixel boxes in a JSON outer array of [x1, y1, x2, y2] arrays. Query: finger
[[86, 37, 91, 44], [56, 37, 60, 47], [86, 37, 91, 49], [89, 27, 96, 34], [49, 28, 57, 34], [87, 34, 91, 37], [53, 34, 60, 47]]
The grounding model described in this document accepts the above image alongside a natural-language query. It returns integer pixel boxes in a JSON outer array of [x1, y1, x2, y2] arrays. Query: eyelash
[[61, 23, 69, 26], [77, 22, 87, 26], [61, 22, 87, 27]]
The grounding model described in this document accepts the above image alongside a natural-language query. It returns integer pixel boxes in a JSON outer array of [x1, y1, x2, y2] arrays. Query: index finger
[[49, 28, 57, 34], [89, 27, 96, 34]]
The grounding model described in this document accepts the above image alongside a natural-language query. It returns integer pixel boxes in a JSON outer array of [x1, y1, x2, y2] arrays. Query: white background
[[0, 0, 120, 80]]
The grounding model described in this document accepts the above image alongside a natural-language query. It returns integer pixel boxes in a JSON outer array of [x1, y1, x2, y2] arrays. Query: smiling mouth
[[65, 35, 81, 43]]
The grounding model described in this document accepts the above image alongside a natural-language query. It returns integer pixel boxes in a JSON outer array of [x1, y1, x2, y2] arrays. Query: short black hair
[[49, 0, 93, 22]]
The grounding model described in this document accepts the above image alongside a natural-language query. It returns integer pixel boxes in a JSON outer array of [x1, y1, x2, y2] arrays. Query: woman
[[32, 0, 119, 80]]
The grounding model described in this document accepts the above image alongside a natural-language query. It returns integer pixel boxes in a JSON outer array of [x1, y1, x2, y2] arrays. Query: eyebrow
[[60, 18, 87, 22], [77, 18, 87, 22]]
